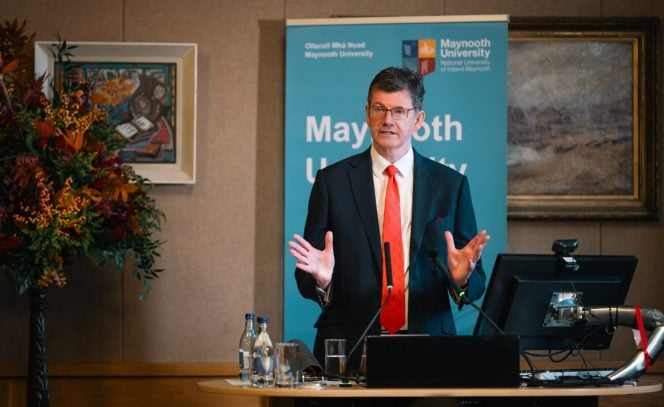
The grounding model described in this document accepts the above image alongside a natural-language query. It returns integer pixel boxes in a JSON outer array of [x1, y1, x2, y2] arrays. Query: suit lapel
[[348, 150, 382, 273], [411, 151, 437, 271]]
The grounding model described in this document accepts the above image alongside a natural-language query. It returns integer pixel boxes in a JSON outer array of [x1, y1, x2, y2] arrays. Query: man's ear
[[414, 110, 426, 130]]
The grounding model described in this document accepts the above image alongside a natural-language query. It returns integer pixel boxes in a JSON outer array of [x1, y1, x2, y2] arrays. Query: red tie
[[380, 165, 405, 334]]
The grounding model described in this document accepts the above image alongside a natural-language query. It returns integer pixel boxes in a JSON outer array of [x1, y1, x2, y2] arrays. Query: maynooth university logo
[[402, 39, 436, 76]]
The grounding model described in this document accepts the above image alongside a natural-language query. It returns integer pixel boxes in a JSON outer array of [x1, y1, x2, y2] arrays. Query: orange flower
[[35, 119, 55, 137], [1, 58, 18, 74], [61, 129, 85, 151], [89, 92, 107, 105], [113, 179, 138, 202], [45, 93, 108, 153]]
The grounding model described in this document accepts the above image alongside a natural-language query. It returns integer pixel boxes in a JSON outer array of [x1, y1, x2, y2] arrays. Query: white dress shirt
[[370, 145, 413, 330]]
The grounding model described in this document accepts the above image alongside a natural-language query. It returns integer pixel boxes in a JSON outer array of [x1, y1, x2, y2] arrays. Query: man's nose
[[383, 110, 396, 123]]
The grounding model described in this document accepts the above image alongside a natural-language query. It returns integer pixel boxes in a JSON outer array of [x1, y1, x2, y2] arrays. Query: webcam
[[552, 239, 578, 256], [553, 239, 579, 272]]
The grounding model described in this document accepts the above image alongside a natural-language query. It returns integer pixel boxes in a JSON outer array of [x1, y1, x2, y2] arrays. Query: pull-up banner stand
[[284, 15, 509, 349]]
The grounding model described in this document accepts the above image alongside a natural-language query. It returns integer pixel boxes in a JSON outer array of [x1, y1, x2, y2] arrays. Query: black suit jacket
[[295, 148, 486, 369]]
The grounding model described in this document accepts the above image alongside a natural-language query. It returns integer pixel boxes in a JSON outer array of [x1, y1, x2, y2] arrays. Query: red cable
[[634, 305, 651, 371]]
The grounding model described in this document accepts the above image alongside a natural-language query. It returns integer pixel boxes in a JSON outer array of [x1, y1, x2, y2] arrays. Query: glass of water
[[275, 342, 300, 387], [324, 338, 346, 380]]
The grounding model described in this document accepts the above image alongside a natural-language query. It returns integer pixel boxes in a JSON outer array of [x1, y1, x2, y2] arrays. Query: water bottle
[[238, 313, 256, 383], [251, 316, 274, 387]]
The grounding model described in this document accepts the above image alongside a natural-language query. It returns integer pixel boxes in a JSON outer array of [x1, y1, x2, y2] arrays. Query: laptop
[[365, 334, 520, 388]]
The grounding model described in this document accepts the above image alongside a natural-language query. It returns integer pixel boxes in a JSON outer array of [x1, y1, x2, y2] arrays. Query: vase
[[27, 288, 49, 407]]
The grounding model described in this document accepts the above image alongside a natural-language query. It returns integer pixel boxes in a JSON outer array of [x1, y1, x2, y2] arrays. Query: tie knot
[[385, 165, 398, 177]]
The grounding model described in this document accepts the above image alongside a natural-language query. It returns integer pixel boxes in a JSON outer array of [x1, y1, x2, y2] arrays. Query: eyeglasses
[[368, 105, 416, 121]]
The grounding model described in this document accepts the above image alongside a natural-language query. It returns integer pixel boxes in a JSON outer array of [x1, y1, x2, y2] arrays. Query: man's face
[[365, 89, 425, 162]]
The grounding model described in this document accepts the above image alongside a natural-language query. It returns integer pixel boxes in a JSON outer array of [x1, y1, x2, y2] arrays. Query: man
[[288, 67, 489, 371]]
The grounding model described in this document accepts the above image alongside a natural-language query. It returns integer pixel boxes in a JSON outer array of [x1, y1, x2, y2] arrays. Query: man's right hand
[[288, 231, 335, 289]]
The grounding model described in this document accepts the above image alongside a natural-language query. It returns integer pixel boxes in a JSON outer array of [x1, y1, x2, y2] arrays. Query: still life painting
[[54, 62, 177, 164]]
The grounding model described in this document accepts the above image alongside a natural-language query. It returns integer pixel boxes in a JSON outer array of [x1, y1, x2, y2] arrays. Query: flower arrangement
[[0, 20, 164, 298]]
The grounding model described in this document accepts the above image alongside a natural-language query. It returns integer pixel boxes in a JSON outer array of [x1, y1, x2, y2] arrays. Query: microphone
[[384, 242, 393, 290], [345, 242, 396, 381], [426, 250, 507, 338], [428, 249, 467, 311]]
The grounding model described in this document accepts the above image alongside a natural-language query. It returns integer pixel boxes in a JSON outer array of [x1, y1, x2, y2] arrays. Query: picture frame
[[507, 17, 658, 219], [35, 42, 197, 184]]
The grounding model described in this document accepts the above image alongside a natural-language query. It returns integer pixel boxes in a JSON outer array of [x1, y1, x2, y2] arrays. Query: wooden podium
[[198, 377, 662, 407]]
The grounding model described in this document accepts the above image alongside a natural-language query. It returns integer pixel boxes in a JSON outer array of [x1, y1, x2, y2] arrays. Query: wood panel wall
[[0, 363, 266, 407]]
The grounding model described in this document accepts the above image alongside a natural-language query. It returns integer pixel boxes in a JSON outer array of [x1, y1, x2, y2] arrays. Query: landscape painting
[[507, 40, 634, 197], [504, 18, 657, 219]]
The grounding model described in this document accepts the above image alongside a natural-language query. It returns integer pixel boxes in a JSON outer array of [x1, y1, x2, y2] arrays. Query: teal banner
[[284, 16, 509, 348]]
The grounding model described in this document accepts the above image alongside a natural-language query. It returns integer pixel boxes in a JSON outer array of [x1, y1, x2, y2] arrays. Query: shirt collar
[[370, 145, 414, 178]]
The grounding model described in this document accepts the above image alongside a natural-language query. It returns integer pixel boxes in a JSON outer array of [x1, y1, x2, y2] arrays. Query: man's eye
[[392, 108, 406, 115]]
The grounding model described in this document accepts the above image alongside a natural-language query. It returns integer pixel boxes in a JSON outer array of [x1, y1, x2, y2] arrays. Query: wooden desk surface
[[198, 378, 662, 398]]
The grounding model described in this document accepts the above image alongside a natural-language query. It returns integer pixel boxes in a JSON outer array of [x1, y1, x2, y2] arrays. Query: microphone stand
[[346, 242, 394, 382], [427, 249, 505, 337], [428, 249, 468, 311]]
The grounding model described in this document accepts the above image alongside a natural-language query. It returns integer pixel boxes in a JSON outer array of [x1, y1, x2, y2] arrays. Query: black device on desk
[[473, 252, 636, 350], [365, 334, 520, 388]]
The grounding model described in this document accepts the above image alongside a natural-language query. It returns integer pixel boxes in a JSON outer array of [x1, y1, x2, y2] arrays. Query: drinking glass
[[324, 338, 346, 380], [274, 342, 300, 387]]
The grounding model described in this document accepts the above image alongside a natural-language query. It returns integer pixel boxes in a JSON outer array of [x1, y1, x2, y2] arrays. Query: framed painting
[[507, 17, 658, 219], [35, 42, 197, 184]]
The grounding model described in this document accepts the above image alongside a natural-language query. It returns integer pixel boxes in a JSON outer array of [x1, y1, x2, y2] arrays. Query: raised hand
[[444, 230, 490, 286], [288, 231, 335, 289]]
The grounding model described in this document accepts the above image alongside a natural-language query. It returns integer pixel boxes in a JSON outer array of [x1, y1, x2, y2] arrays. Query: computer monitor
[[473, 253, 637, 351]]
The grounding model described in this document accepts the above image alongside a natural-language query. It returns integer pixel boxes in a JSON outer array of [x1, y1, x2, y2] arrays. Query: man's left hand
[[444, 230, 490, 287]]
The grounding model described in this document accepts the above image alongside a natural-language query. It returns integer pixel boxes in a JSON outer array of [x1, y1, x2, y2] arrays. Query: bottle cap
[[257, 316, 268, 324], [245, 313, 255, 319]]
